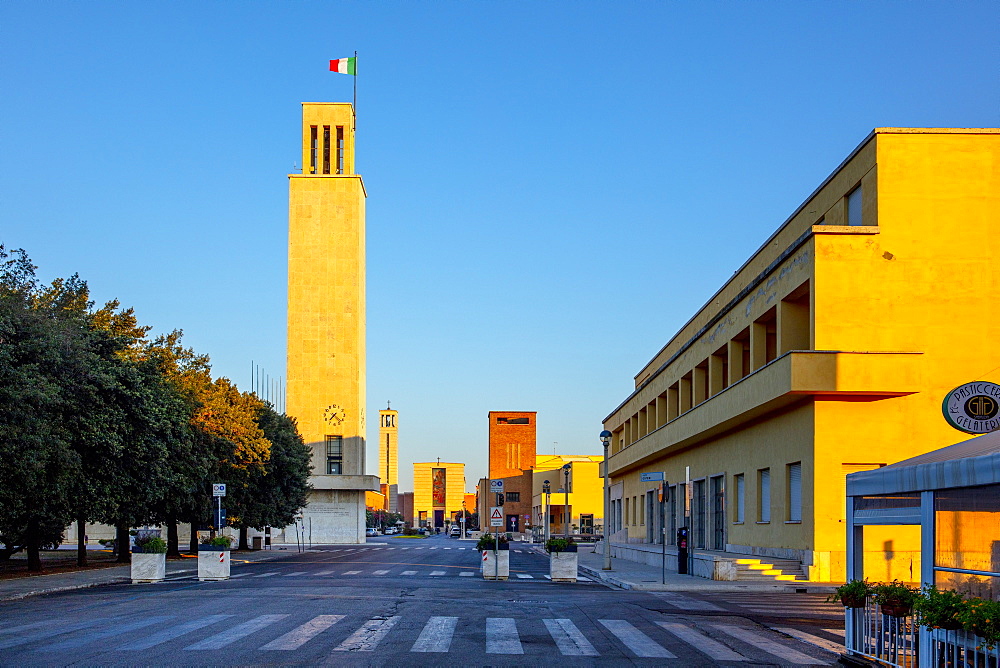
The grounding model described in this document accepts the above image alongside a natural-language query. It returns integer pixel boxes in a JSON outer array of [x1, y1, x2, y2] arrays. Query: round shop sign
[[942, 381, 1000, 434]]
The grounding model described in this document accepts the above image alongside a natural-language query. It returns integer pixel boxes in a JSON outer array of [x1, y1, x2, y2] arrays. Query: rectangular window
[[495, 417, 529, 425], [788, 462, 802, 522], [758, 469, 771, 522], [847, 185, 863, 226], [336, 126, 345, 174], [734, 474, 745, 523], [505, 492, 520, 502], [326, 435, 343, 474], [322, 126, 331, 174], [309, 126, 318, 174]]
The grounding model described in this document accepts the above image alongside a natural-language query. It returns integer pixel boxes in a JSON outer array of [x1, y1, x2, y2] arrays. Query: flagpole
[[353, 51, 357, 131]]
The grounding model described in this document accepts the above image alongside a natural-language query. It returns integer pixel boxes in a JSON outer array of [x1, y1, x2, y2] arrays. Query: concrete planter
[[130, 551, 166, 584], [549, 550, 578, 582], [197, 547, 231, 581], [481, 549, 510, 580]]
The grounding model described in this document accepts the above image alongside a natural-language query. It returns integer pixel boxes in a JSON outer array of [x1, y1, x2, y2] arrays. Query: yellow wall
[[413, 462, 466, 525], [604, 129, 1000, 581]]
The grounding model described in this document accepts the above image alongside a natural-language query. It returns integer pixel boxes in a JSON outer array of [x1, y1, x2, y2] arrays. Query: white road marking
[[653, 591, 725, 611], [0, 618, 104, 650], [515, 574, 534, 579], [333, 616, 400, 652], [459, 572, 474, 577], [260, 615, 344, 650], [0, 621, 55, 636], [316, 570, 335, 575], [283, 572, 306, 577], [411, 616, 458, 653], [430, 571, 446, 576], [254, 572, 278, 578], [343, 570, 361, 575], [544, 618, 598, 656], [401, 571, 417, 575], [599, 619, 676, 658], [773, 627, 844, 654], [711, 624, 829, 665], [486, 618, 523, 654], [543, 575, 552, 579], [372, 570, 389, 575], [185, 614, 288, 650], [229, 572, 251, 578], [44, 616, 173, 650], [656, 621, 747, 661], [578, 576, 592, 581], [120, 615, 232, 650]]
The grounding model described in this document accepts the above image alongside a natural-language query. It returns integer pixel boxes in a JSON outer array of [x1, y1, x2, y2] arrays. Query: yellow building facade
[[603, 129, 1000, 581], [413, 462, 466, 529], [287, 102, 378, 543]]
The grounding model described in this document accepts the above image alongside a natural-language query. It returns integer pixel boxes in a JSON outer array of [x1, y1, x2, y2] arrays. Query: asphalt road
[[0, 533, 844, 666]]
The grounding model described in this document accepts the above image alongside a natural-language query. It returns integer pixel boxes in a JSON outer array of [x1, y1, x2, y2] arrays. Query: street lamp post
[[600, 430, 613, 570], [562, 464, 571, 538], [542, 480, 551, 543]]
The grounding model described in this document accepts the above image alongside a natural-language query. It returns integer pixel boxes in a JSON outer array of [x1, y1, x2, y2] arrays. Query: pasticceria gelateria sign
[[942, 381, 1000, 434]]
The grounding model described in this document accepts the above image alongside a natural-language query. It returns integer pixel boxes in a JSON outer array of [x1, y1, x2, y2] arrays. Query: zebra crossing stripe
[[185, 615, 289, 650], [373, 570, 389, 575], [711, 624, 829, 665], [255, 572, 278, 578], [773, 627, 843, 655], [283, 572, 306, 577], [656, 622, 746, 662], [260, 615, 344, 650], [653, 591, 725, 611], [316, 570, 334, 575], [45, 616, 173, 651], [401, 571, 417, 575], [120, 615, 232, 650], [0, 618, 102, 650], [411, 616, 458, 653], [343, 570, 361, 575], [543, 619, 598, 656], [430, 571, 446, 576], [333, 616, 400, 652], [515, 574, 534, 579], [599, 619, 676, 658], [486, 618, 523, 654]]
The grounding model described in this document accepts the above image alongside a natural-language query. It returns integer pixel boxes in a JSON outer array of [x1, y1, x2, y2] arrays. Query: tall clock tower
[[287, 102, 378, 543]]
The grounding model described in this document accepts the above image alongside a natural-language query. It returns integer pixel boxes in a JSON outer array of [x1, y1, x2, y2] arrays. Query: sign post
[[489, 484, 504, 580], [212, 483, 226, 533], [657, 480, 668, 584]]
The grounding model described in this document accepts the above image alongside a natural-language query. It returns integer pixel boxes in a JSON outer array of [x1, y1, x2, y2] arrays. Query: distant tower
[[286, 102, 378, 543], [379, 404, 399, 513], [488, 411, 537, 478]]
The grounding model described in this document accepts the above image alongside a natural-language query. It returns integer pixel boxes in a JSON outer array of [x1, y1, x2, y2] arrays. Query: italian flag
[[329, 57, 357, 75]]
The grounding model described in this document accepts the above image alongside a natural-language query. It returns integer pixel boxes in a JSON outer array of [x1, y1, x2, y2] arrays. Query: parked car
[[365, 527, 378, 537], [449, 526, 461, 537]]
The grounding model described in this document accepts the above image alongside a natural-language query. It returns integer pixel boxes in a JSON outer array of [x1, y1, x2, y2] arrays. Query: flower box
[[481, 548, 509, 580], [130, 551, 166, 584], [549, 550, 578, 582], [197, 547, 230, 581]]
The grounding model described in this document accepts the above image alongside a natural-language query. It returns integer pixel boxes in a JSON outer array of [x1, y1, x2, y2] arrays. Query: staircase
[[732, 557, 807, 581]]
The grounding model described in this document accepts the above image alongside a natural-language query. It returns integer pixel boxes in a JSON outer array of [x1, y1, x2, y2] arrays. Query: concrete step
[[732, 557, 807, 582]]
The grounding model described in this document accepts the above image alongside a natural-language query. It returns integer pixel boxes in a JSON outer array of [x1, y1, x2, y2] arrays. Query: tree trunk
[[76, 517, 87, 567], [166, 517, 180, 557], [115, 524, 131, 564], [189, 522, 199, 553], [239, 525, 249, 551], [25, 516, 42, 572]]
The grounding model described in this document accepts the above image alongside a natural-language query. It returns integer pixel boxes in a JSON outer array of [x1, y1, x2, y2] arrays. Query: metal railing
[[846, 600, 918, 667], [925, 627, 1000, 668]]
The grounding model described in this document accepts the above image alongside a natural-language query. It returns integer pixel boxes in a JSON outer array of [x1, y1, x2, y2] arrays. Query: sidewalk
[[0, 548, 299, 602], [528, 543, 839, 593]]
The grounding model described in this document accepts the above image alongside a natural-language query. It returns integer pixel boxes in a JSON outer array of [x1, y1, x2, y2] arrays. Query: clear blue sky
[[2, 2, 997, 492]]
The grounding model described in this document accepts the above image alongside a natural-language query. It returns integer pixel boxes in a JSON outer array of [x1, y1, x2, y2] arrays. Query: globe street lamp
[[600, 430, 613, 571]]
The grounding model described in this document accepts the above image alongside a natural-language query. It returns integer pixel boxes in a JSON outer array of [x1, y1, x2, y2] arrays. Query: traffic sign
[[490, 479, 504, 493], [641, 472, 665, 482], [213, 483, 227, 497], [490, 507, 504, 527]]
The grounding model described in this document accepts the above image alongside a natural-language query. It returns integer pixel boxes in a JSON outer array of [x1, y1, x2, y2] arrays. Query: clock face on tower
[[324, 404, 346, 425]]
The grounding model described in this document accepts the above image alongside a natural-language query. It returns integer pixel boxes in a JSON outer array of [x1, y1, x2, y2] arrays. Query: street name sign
[[490, 479, 504, 493], [640, 472, 665, 482], [212, 483, 227, 497], [490, 507, 504, 527]]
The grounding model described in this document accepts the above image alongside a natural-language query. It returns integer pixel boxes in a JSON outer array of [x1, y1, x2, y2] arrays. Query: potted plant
[[198, 535, 233, 581], [873, 580, 919, 618], [955, 597, 1000, 651], [545, 538, 578, 582], [477, 533, 509, 581], [914, 585, 966, 631], [131, 535, 167, 584], [827, 579, 872, 608]]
